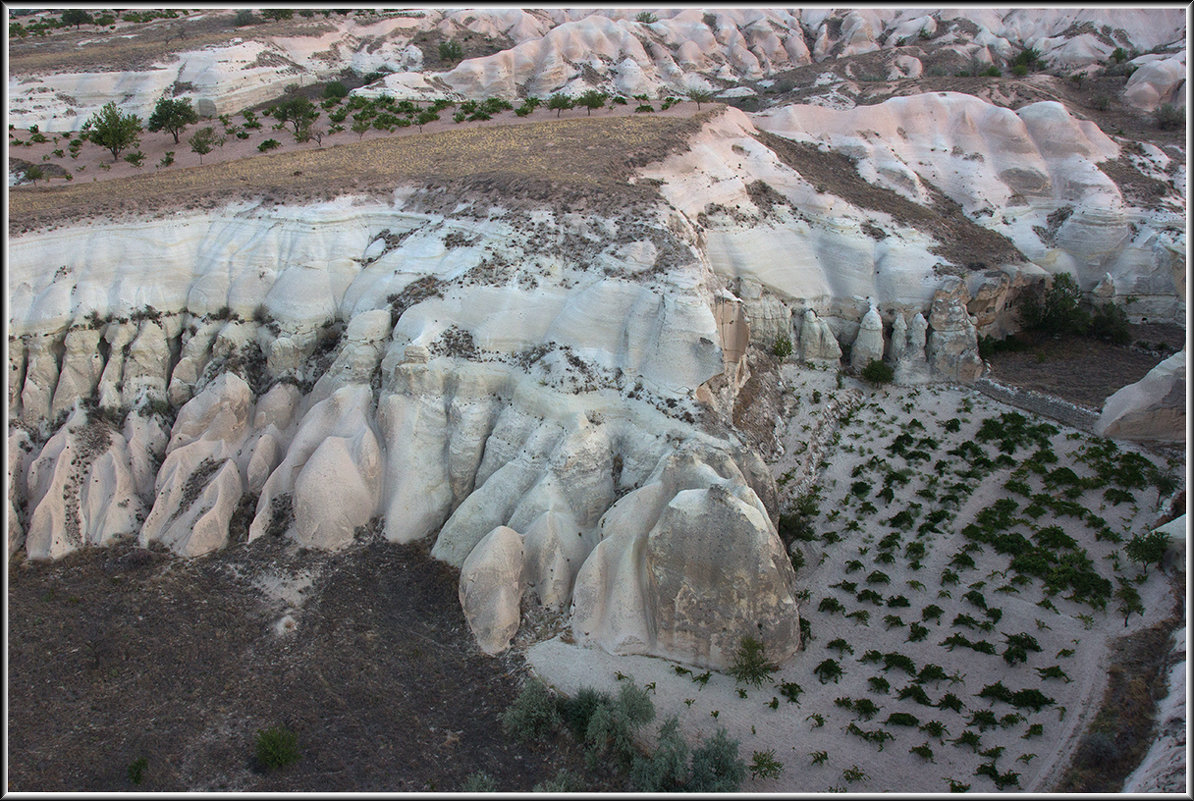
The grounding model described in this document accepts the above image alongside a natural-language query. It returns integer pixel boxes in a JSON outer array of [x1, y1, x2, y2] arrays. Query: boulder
[[459, 525, 525, 654], [798, 308, 842, 361], [850, 304, 885, 371], [926, 277, 983, 382], [1095, 350, 1185, 442]]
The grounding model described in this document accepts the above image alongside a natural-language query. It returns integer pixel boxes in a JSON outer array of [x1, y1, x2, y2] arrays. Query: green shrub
[[630, 716, 690, 791], [860, 359, 894, 385], [1020, 272, 1089, 334], [1090, 301, 1131, 344], [749, 749, 783, 780], [127, 757, 148, 785], [234, 9, 258, 26], [728, 636, 778, 687], [983, 65, 1001, 77], [772, 335, 793, 359], [462, 771, 497, 791], [502, 678, 562, 743], [439, 39, 463, 62], [635, 104, 655, 113], [255, 725, 300, 770], [687, 728, 745, 791], [533, 769, 584, 792], [323, 81, 349, 99], [635, 11, 658, 23], [1155, 103, 1184, 130], [1125, 529, 1169, 571], [560, 687, 612, 739], [583, 681, 655, 769], [258, 138, 281, 152]]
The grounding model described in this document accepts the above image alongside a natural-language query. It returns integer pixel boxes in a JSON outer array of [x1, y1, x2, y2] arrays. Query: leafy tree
[[261, 9, 294, 21], [23, 165, 44, 184], [61, 9, 93, 28], [548, 93, 573, 117], [439, 39, 463, 63], [322, 81, 348, 99], [1019, 272, 1089, 335], [415, 109, 439, 132], [147, 97, 199, 144], [687, 87, 714, 110], [82, 101, 142, 162], [188, 126, 217, 163], [272, 96, 319, 137], [1155, 103, 1185, 130], [576, 89, 608, 115], [1110, 46, 1128, 63], [351, 115, 372, 139], [635, 11, 658, 23], [1125, 530, 1169, 572]]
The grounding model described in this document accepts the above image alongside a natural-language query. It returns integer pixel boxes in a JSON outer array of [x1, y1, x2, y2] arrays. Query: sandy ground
[[527, 367, 1184, 793]]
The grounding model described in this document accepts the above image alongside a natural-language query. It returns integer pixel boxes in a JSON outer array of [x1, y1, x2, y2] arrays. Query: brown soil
[[7, 535, 618, 792], [983, 324, 1185, 410], [756, 130, 1024, 270], [9, 104, 712, 233], [8, 10, 335, 75]]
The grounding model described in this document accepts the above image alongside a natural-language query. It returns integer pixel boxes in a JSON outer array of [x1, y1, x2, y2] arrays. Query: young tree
[[351, 114, 372, 140], [147, 97, 199, 144], [272, 96, 319, 137], [547, 93, 573, 117], [439, 39, 463, 63], [686, 87, 714, 110], [415, 109, 439, 132], [61, 9, 94, 28], [82, 102, 142, 162], [576, 89, 608, 116], [188, 126, 217, 163]]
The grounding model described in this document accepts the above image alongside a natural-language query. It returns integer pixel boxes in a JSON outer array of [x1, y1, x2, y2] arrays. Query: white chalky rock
[[1123, 55, 1187, 111], [121, 320, 172, 408], [122, 410, 171, 502], [95, 322, 138, 411], [851, 304, 886, 371], [1096, 350, 1186, 442], [798, 309, 842, 362], [24, 407, 144, 561], [146, 459, 243, 557], [459, 525, 525, 655], [249, 383, 382, 550], [20, 334, 60, 425], [167, 320, 221, 406], [50, 328, 105, 420], [571, 449, 800, 669], [889, 312, 909, 363], [8, 429, 37, 555], [522, 510, 591, 611]]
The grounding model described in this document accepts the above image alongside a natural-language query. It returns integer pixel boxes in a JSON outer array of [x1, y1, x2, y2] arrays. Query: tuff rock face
[[1096, 350, 1187, 442], [7, 9, 1187, 677]]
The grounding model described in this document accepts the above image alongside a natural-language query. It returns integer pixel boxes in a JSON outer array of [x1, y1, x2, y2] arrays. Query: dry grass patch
[[10, 112, 714, 232]]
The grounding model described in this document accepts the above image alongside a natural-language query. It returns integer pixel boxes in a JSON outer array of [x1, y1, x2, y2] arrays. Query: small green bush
[[258, 138, 281, 152], [630, 716, 690, 791], [533, 769, 584, 792], [772, 335, 793, 359], [502, 678, 562, 743], [127, 757, 148, 785], [439, 39, 463, 62], [728, 636, 778, 687], [688, 728, 745, 791], [462, 771, 497, 791], [749, 749, 784, 779], [255, 725, 300, 770], [636, 11, 658, 23], [1155, 103, 1185, 130], [860, 359, 894, 385], [583, 681, 655, 769]]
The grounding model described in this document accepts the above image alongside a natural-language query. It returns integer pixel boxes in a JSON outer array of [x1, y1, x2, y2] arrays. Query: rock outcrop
[[926, 277, 984, 383], [850, 304, 885, 371], [570, 449, 800, 669], [797, 309, 842, 362], [1095, 350, 1186, 442]]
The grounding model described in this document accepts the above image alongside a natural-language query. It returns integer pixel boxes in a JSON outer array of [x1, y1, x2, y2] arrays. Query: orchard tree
[[272, 96, 319, 137], [188, 126, 217, 163], [547, 93, 573, 117], [576, 89, 607, 116], [82, 102, 142, 162], [686, 87, 714, 110], [147, 97, 199, 144], [415, 109, 439, 132], [61, 9, 93, 28]]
